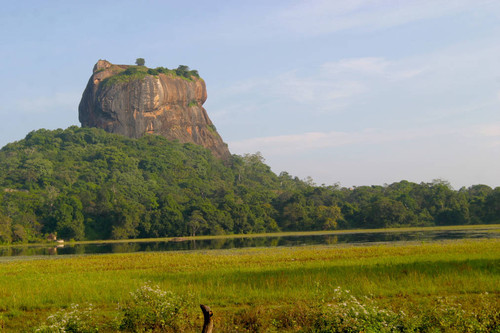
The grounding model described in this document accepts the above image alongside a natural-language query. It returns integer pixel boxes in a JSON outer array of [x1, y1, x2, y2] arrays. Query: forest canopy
[[0, 127, 498, 243]]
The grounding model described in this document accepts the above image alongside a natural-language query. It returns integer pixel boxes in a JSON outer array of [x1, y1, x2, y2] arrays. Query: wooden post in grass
[[200, 304, 214, 333]]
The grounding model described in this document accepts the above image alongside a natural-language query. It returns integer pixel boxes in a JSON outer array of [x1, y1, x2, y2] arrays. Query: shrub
[[207, 124, 217, 134], [120, 283, 196, 332], [35, 304, 99, 333], [307, 286, 500, 333], [123, 67, 139, 75], [310, 286, 399, 332], [147, 68, 159, 75]]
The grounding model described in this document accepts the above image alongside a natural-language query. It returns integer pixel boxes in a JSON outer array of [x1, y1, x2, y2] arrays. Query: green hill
[[0, 127, 498, 243], [0, 127, 283, 242]]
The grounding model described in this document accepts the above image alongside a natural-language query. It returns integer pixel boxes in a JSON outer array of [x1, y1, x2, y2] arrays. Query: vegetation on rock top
[[101, 63, 201, 87]]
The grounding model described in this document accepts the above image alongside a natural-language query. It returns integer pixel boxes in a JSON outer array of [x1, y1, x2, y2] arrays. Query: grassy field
[[0, 238, 498, 332]]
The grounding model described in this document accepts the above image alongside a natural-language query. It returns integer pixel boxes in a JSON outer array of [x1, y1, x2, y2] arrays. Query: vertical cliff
[[78, 60, 231, 160]]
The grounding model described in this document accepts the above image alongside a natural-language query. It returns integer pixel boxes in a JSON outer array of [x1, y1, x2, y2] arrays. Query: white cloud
[[321, 57, 425, 81], [274, 0, 497, 36], [242, 36, 496, 124], [213, 56, 424, 118], [274, 71, 366, 104], [229, 127, 448, 156]]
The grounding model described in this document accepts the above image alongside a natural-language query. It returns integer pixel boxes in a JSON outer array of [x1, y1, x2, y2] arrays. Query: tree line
[[0, 127, 498, 243]]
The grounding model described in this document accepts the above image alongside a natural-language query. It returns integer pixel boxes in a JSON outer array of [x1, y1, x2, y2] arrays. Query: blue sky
[[1, 0, 499, 188]]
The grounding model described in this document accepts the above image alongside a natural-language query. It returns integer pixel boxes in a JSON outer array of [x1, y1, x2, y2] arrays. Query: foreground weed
[[407, 293, 500, 332], [35, 303, 99, 333], [306, 286, 499, 333], [119, 282, 196, 332], [309, 286, 398, 332], [35, 283, 196, 333]]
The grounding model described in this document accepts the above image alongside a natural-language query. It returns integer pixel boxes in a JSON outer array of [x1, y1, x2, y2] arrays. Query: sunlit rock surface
[[79, 60, 230, 160]]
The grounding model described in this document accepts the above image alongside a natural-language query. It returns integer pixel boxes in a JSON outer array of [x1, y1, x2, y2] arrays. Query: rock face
[[79, 60, 231, 160]]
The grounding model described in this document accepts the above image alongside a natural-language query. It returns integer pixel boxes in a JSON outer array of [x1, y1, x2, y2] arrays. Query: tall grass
[[0, 239, 498, 331]]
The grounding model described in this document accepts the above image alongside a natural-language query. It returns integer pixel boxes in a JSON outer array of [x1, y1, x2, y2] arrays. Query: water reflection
[[111, 242, 141, 254], [0, 228, 497, 258]]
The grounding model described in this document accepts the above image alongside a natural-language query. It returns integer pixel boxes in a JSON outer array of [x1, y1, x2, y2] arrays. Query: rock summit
[[78, 60, 230, 160]]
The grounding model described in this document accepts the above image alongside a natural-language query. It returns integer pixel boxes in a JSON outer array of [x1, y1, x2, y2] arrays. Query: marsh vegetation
[[0, 239, 498, 331]]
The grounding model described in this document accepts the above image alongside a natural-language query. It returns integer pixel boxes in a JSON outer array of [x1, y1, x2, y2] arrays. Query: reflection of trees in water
[[268, 238, 280, 247], [112, 243, 140, 253], [0, 247, 13, 256], [15, 247, 40, 256], [74, 245, 85, 255], [240, 238, 255, 248], [210, 238, 228, 250], [1, 229, 497, 258], [325, 236, 338, 245], [142, 244, 160, 252], [206, 236, 283, 249], [253, 237, 270, 247]]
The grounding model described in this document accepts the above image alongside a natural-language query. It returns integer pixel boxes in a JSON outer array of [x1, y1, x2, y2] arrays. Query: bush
[[35, 284, 197, 332], [310, 286, 399, 332], [35, 304, 99, 333], [120, 283, 196, 332], [306, 286, 500, 333], [123, 67, 139, 75], [147, 68, 159, 75]]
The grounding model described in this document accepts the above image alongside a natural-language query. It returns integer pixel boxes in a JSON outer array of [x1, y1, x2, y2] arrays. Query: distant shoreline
[[1, 223, 497, 249]]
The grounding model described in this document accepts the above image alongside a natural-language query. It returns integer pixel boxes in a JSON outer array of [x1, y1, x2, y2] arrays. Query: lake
[[0, 226, 498, 259]]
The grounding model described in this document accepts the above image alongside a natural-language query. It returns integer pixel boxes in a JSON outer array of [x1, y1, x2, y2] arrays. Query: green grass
[[0, 239, 498, 331]]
